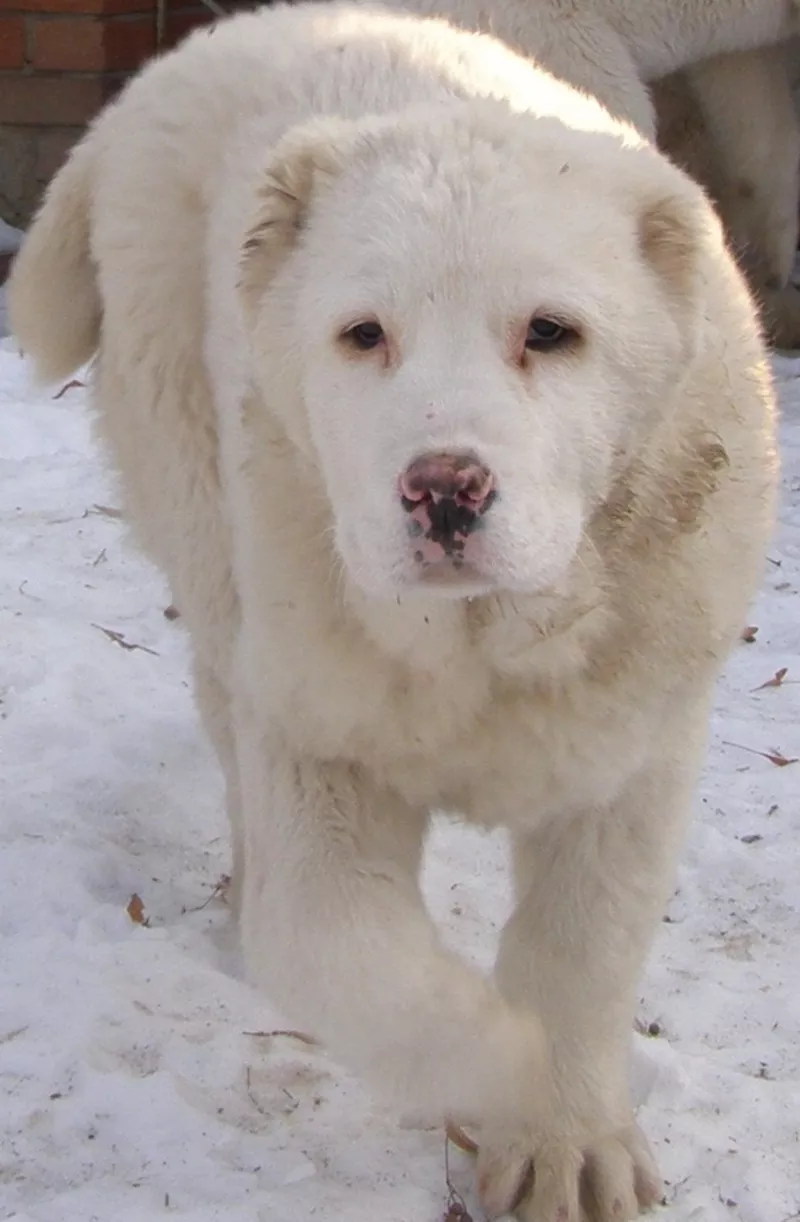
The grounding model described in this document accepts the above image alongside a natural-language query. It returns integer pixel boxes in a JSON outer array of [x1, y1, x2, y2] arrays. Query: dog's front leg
[[234, 719, 546, 1132], [477, 747, 704, 1221]]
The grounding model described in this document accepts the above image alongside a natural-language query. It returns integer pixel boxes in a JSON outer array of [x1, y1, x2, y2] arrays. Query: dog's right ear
[[239, 118, 359, 320]]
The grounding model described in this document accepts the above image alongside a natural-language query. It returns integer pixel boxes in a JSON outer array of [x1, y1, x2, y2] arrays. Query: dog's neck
[[340, 533, 615, 690]]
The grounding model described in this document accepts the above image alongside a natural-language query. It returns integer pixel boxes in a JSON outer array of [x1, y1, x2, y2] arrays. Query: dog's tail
[[8, 137, 100, 385]]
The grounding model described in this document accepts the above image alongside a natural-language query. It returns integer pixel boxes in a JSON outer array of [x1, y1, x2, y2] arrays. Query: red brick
[[104, 0, 159, 9], [166, 0, 248, 7], [30, 15, 105, 70], [8, 0, 156, 14], [0, 74, 109, 124], [0, 15, 25, 68], [102, 0, 158, 10], [31, 12, 155, 71], [106, 13, 156, 70]]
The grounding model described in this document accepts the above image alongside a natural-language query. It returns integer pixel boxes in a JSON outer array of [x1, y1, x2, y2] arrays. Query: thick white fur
[[8, 5, 777, 1219], [382, 0, 800, 344]]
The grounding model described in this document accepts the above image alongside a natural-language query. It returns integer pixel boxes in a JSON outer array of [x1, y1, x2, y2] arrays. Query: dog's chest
[[371, 664, 646, 826], [302, 599, 650, 826], [254, 584, 653, 825]]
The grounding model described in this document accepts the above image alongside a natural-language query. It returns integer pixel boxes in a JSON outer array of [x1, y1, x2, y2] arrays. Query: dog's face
[[241, 105, 714, 600]]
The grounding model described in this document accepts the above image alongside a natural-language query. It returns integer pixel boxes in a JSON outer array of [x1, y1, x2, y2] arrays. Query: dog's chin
[[347, 553, 573, 603], [345, 556, 499, 602], [342, 533, 576, 603], [405, 559, 497, 599], [397, 552, 581, 602]]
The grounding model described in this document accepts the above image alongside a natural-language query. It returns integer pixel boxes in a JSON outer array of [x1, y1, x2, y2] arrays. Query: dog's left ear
[[239, 117, 360, 320], [636, 171, 725, 365]]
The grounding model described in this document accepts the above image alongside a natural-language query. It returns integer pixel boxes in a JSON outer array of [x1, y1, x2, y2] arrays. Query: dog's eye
[[344, 320, 385, 350], [525, 317, 571, 349]]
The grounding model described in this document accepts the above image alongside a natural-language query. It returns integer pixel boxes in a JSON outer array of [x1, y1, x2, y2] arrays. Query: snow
[[0, 336, 798, 1222]]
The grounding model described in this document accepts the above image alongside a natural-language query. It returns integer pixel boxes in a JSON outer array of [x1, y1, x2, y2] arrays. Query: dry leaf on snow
[[446, 1122, 479, 1155], [126, 894, 148, 925], [723, 741, 798, 768], [753, 667, 788, 691]]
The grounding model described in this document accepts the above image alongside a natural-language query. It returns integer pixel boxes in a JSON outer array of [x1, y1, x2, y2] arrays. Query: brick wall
[[0, 0, 229, 226]]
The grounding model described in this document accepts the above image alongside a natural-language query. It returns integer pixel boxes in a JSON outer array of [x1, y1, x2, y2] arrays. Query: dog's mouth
[[399, 508, 497, 596]]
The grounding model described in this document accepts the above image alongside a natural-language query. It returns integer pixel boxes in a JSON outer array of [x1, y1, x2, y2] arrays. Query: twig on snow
[[443, 1131, 475, 1221], [92, 624, 160, 656]]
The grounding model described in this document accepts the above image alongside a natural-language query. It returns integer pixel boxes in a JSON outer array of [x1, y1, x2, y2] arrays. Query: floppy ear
[[636, 174, 724, 365], [238, 118, 359, 320]]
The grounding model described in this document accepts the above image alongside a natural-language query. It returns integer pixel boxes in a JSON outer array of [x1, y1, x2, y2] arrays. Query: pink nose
[[399, 453, 495, 511], [399, 453, 497, 567]]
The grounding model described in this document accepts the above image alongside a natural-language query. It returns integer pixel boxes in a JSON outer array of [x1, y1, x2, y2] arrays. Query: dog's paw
[[476, 1122, 662, 1221]]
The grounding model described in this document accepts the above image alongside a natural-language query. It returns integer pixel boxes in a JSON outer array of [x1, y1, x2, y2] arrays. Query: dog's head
[[240, 100, 724, 601]]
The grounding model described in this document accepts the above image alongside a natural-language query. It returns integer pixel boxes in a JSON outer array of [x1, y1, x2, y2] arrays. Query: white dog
[[8, 5, 777, 1219]]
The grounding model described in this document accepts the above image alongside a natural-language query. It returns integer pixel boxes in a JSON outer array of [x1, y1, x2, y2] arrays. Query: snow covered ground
[[0, 337, 798, 1222]]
